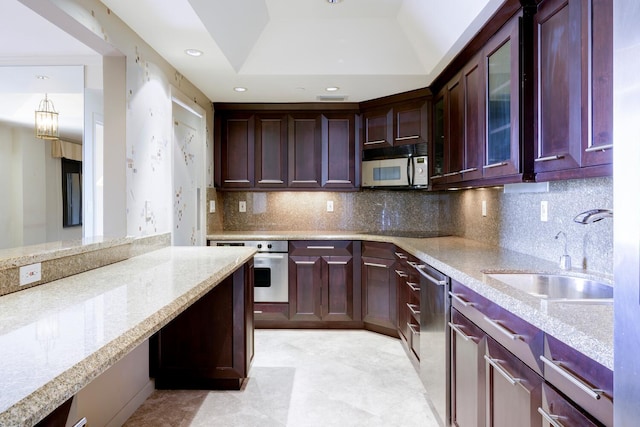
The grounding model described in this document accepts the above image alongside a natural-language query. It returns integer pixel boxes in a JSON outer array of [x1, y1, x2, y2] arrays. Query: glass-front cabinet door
[[483, 14, 520, 179]]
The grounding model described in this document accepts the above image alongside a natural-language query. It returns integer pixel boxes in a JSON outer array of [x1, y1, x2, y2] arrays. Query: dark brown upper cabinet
[[288, 113, 323, 188], [362, 107, 393, 150], [534, 0, 613, 181], [431, 13, 522, 190], [217, 112, 255, 188], [255, 114, 288, 189], [483, 15, 520, 180], [322, 113, 357, 189], [214, 104, 359, 191], [393, 99, 429, 146]]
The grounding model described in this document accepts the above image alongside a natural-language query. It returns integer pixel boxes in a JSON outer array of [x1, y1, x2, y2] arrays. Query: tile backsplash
[[210, 176, 613, 275]]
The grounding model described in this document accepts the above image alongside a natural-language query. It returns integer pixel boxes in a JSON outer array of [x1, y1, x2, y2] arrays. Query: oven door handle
[[254, 253, 287, 259]]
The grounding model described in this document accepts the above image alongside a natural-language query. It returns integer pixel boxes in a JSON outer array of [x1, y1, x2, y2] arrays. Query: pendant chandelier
[[35, 94, 59, 140]]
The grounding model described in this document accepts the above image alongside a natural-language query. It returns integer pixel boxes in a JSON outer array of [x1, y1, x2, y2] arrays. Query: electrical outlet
[[19, 263, 41, 286], [541, 201, 549, 222], [209, 200, 216, 213], [482, 200, 487, 217], [327, 200, 334, 212], [239, 201, 246, 212]]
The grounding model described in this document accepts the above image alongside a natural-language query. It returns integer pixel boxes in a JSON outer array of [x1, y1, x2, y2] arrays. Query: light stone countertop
[[207, 231, 614, 370], [0, 246, 256, 427], [0, 236, 134, 269]]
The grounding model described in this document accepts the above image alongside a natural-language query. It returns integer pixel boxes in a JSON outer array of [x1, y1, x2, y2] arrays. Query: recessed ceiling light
[[234, 87, 247, 92], [325, 86, 339, 92], [327, 0, 342, 3], [36, 75, 49, 80], [184, 49, 203, 57]]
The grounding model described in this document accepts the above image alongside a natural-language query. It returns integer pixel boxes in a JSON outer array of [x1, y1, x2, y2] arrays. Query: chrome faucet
[[573, 208, 613, 224], [555, 231, 571, 270]]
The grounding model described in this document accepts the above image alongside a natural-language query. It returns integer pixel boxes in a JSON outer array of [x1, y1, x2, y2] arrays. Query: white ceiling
[[100, 0, 505, 103], [0, 0, 506, 138]]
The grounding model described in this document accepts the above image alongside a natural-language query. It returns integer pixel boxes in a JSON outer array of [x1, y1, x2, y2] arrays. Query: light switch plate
[[239, 201, 246, 212], [19, 263, 41, 286], [209, 200, 216, 213], [541, 201, 549, 222], [482, 200, 487, 217], [327, 200, 334, 212]]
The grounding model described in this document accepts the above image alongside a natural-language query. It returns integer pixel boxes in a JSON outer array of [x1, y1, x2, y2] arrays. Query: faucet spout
[[555, 231, 571, 270], [573, 208, 613, 224]]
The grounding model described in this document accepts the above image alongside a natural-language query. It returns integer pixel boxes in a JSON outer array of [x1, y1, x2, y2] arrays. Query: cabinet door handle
[[326, 179, 352, 184], [484, 355, 521, 385], [483, 161, 507, 169], [257, 179, 284, 184], [255, 254, 286, 260], [364, 262, 387, 268], [407, 322, 419, 334], [483, 316, 521, 341], [539, 355, 604, 400], [407, 261, 418, 268], [449, 292, 475, 307], [395, 135, 420, 141], [406, 281, 420, 292], [291, 180, 318, 183], [364, 139, 387, 145], [223, 179, 251, 183], [326, 260, 348, 265], [415, 265, 446, 286], [585, 143, 613, 153], [306, 246, 335, 250], [534, 154, 565, 162], [395, 252, 408, 259], [443, 171, 461, 177], [395, 269, 409, 278], [537, 407, 566, 427], [448, 322, 473, 342], [295, 261, 316, 265], [407, 303, 420, 316], [459, 167, 478, 173]]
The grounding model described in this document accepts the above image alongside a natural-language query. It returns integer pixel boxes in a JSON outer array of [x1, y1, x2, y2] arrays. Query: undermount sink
[[486, 273, 613, 302]]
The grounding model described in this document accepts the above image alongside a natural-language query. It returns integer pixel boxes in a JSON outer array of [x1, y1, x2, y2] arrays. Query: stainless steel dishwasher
[[414, 262, 450, 427]]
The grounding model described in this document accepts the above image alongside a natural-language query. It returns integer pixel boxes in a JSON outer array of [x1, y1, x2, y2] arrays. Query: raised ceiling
[[100, 0, 505, 103]]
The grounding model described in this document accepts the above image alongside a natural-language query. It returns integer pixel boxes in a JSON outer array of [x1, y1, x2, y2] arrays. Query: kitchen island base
[[150, 261, 254, 391]]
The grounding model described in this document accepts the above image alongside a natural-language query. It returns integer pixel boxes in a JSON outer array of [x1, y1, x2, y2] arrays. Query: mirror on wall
[[0, 0, 103, 254], [0, 65, 86, 250]]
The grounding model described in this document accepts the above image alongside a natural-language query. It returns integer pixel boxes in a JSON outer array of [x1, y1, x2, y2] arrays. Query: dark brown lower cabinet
[[288, 241, 360, 324], [450, 308, 486, 427], [150, 261, 254, 390], [361, 241, 397, 336], [541, 383, 600, 427], [485, 336, 543, 427]]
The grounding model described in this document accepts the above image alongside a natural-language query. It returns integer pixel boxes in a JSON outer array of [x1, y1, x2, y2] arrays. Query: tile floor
[[124, 329, 439, 426]]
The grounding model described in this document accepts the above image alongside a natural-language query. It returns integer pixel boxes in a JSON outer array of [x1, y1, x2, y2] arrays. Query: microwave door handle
[[407, 157, 412, 186]]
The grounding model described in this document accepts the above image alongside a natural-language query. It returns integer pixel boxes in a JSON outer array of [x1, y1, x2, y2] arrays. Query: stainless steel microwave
[[361, 142, 429, 189]]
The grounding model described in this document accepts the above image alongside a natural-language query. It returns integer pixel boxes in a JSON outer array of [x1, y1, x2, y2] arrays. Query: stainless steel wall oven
[[213, 241, 288, 303]]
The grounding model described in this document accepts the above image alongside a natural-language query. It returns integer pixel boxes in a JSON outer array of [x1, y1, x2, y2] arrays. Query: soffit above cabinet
[[100, 0, 505, 103]]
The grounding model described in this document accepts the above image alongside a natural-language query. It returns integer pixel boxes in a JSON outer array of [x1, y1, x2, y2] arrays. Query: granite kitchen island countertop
[[0, 245, 256, 427], [207, 231, 613, 370]]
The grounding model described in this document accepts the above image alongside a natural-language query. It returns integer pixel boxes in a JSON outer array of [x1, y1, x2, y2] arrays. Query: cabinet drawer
[[362, 241, 396, 259], [543, 334, 613, 426], [451, 280, 544, 375], [541, 383, 600, 427], [289, 240, 352, 256]]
